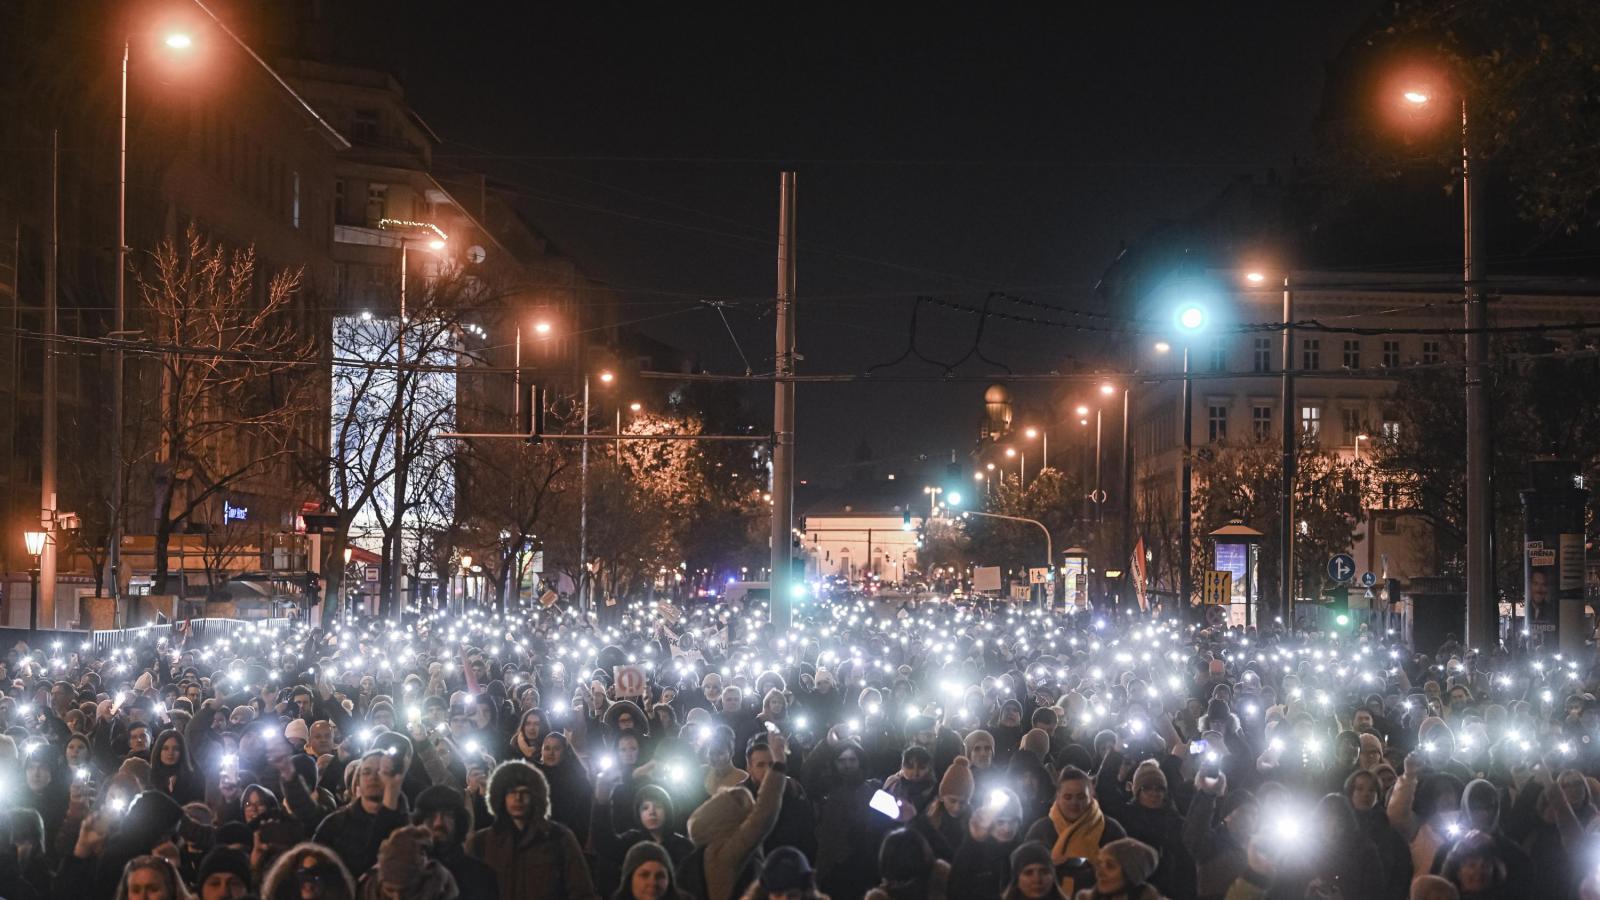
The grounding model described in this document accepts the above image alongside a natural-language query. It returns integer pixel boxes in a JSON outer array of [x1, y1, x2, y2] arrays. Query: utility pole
[[1280, 274, 1296, 627], [1462, 98, 1492, 651], [770, 172, 797, 627], [40, 130, 58, 625]]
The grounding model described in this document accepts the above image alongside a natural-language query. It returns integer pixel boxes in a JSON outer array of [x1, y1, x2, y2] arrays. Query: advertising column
[[1520, 458, 1589, 654]]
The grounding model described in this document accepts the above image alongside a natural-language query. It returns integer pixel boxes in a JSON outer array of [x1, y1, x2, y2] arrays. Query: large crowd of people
[[0, 594, 1597, 900]]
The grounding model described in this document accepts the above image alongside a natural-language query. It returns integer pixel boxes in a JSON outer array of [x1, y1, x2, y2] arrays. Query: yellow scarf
[[1049, 799, 1106, 895]]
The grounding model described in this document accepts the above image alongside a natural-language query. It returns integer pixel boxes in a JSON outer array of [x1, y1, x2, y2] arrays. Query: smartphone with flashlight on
[[869, 789, 899, 818]]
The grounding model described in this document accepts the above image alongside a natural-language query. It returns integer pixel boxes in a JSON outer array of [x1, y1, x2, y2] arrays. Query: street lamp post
[[110, 28, 196, 627], [1173, 303, 1208, 618], [382, 227, 446, 622], [24, 531, 46, 636], [1400, 82, 1490, 650], [1024, 427, 1047, 470]]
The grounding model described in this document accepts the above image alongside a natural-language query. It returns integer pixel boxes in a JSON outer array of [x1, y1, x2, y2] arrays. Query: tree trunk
[[152, 477, 177, 596]]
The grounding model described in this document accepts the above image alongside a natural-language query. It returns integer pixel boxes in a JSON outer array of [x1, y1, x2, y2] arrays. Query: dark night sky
[[365, 3, 1380, 481]]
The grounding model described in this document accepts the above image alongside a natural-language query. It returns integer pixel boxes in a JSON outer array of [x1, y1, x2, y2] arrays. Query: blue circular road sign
[[1327, 554, 1356, 584]]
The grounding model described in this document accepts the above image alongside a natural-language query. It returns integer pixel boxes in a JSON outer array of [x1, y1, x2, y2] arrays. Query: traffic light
[[1326, 584, 1350, 627], [902, 509, 912, 531]]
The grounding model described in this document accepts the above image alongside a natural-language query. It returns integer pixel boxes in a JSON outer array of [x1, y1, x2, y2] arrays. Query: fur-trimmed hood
[[603, 699, 650, 738], [486, 760, 549, 825]]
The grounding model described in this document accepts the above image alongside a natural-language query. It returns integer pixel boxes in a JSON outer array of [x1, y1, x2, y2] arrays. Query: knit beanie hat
[[197, 847, 251, 886], [376, 825, 432, 887], [963, 729, 995, 755], [1010, 841, 1054, 878], [939, 756, 975, 801], [1131, 760, 1167, 795], [1358, 732, 1384, 766], [1102, 837, 1160, 886], [759, 846, 814, 892], [621, 841, 675, 888], [284, 719, 309, 742], [1021, 728, 1051, 757]]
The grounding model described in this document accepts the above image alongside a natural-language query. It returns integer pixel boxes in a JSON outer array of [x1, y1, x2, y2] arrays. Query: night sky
[[362, 3, 1380, 481]]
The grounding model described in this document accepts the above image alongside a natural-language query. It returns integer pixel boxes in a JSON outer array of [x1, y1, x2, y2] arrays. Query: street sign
[[1360, 571, 1377, 588], [1327, 554, 1355, 584], [1202, 570, 1232, 605], [1028, 567, 1049, 585]]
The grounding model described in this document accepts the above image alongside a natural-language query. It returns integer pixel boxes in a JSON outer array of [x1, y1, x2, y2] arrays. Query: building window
[[1208, 404, 1228, 442], [1253, 337, 1271, 373], [1382, 419, 1400, 442], [352, 109, 379, 142], [1422, 340, 1441, 365], [1382, 340, 1400, 368], [1381, 481, 1398, 510], [1342, 339, 1361, 369], [1207, 339, 1227, 373], [1252, 405, 1272, 441], [1300, 405, 1321, 441], [1341, 408, 1362, 447], [366, 183, 388, 226], [1302, 339, 1320, 371]]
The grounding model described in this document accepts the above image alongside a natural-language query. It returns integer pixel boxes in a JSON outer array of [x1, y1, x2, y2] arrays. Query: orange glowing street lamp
[[109, 25, 202, 617]]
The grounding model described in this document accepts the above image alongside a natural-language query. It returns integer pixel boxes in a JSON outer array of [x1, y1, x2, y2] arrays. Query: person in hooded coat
[[593, 780, 694, 896], [866, 826, 951, 900], [813, 738, 895, 900], [1427, 778, 1533, 899], [412, 784, 498, 900], [357, 825, 459, 900], [537, 732, 594, 845], [465, 760, 598, 900], [507, 709, 549, 764], [1343, 768, 1412, 900], [55, 789, 189, 900], [604, 700, 653, 759]]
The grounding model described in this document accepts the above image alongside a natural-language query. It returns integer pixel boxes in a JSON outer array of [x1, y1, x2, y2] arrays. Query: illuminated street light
[[1154, 341, 1171, 354], [1176, 304, 1207, 332], [629, 402, 642, 412], [598, 370, 615, 384], [1005, 447, 1016, 458], [1099, 383, 1115, 396], [164, 32, 193, 50], [1403, 89, 1430, 105], [1074, 404, 1089, 417], [1245, 271, 1266, 284], [533, 321, 552, 336], [1024, 427, 1037, 439]]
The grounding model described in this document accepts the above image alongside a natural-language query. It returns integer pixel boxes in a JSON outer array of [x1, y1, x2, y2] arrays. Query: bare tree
[[133, 228, 317, 595]]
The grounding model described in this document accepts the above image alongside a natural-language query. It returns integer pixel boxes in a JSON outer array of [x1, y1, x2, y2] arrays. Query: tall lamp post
[[1171, 302, 1209, 617], [1024, 427, 1047, 470], [377, 222, 445, 621], [1246, 267, 1298, 626], [24, 531, 46, 636], [110, 28, 196, 625], [1400, 82, 1490, 651], [580, 369, 615, 616]]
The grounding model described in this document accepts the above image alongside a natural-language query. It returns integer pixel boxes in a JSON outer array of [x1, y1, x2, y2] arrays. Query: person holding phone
[[949, 787, 1025, 900], [1023, 767, 1127, 896]]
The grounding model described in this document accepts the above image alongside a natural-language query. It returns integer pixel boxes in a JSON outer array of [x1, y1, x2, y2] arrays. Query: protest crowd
[[0, 593, 1597, 900]]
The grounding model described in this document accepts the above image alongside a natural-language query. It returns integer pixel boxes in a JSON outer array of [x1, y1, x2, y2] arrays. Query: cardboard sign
[[613, 665, 647, 697]]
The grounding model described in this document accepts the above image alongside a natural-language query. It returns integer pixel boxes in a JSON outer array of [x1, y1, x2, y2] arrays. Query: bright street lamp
[[1099, 382, 1115, 396], [1245, 271, 1266, 284], [1403, 89, 1430, 105], [1153, 341, 1172, 354], [24, 530, 45, 634], [1176, 304, 1207, 332], [533, 321, 552, 336], [164, 32, 194, 50]]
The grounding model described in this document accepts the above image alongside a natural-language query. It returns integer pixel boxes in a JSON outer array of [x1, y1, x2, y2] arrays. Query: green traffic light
[[1336, 614, 1349, 626], [946, 491, 962, 507]]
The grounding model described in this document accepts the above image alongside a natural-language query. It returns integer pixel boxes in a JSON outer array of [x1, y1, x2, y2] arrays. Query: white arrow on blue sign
[[1328, 554, 1355, 584]]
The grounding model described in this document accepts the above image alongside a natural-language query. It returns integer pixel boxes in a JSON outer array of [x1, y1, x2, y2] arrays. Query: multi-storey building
[[1129, 268, 1598, 613]]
